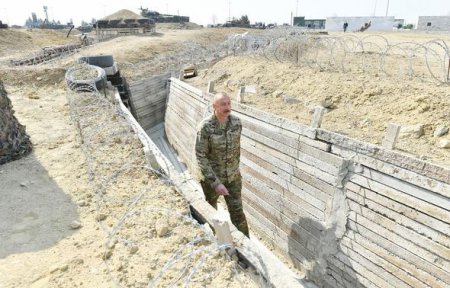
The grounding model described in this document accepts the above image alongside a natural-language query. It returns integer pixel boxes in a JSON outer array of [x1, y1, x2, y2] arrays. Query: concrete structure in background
[[293, 16, 326, 29], [417, 16, 450, 31], [394, 19, 405, 29], [326, 16, 395, 32]]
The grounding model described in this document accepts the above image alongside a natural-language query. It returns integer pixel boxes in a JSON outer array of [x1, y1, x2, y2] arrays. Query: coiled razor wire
[[222, 29, 450, 84], [9, 43, 83, 67], [66, 78, 266, 287]]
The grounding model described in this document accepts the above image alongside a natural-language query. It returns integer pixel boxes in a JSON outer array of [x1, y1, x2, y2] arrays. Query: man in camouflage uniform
[[195, 92, 249, 237]]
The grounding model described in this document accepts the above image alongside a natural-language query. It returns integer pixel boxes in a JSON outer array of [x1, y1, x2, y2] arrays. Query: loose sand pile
[[102, 9, 143, 21]]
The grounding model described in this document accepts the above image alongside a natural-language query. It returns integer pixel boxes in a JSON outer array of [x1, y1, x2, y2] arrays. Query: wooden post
[[311, 106, 325, 128], [237, 86, 245, 103], [382, 123, 401, 150], [207, 80, 215, 93]]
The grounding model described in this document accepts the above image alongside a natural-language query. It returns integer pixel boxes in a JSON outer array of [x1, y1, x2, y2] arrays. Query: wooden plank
[[231, 99, 317, 139], [241, 149, 292, 182], [289, 175, 331, 204], [241, 138, 294, 174], [333, 145, 450, 197], [317, 129, 450, 184], [293, 164, 339, 188], [136, 104, 166, 118], [340, 236, 426, 288], [167, 102, 205, 126], [348, 213, 450, 285], [169, 87, 206, 114], [241, 167, 324, 238], [239, 114, 300, 149], [165, 104, 198, 130], [346, 181, 450, 238], [350, 173, 450, 222], [338, 239, 408, 288], [327, 256, 372, 288], [242, 137, 296, 167], [347, 221, 446, 288], [133, 92, 167, 108], [244, 202, 314, 264], [359, 167, 450, 212], [334, 251, 383, 288], [243, 188, 317, 257], [242, 166, 324, 232], [347, 198, 450, 268], [243, 127, 298, 158], [241, 155, 290, 191]]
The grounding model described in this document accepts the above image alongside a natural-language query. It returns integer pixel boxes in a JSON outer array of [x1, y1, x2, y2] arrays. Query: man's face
[[213, 95, 231, 119]]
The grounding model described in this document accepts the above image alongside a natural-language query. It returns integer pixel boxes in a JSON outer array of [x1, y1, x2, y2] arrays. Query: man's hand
[[215, 184, 229, 196]]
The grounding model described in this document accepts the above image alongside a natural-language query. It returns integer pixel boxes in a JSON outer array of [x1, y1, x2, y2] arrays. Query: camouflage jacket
[[195, 114, 242, 188]]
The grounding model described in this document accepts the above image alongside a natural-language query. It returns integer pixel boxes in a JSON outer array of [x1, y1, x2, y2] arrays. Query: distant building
[[326, 16, 395, 32], [417, 16, 450, 31], [293, 17, 325, 29], [394, 19, 405, 29]]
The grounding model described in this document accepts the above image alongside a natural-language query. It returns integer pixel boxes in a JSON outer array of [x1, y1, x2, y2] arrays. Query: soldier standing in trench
[[195, 92, 250, 237]]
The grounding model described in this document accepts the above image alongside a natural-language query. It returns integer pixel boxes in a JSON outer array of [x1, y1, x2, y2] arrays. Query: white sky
[[1, 0, 450, 27]]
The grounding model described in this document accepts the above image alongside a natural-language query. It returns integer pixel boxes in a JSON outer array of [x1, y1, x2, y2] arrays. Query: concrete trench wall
[[128, 73, 171, 131], [162, 78, 450, 288]]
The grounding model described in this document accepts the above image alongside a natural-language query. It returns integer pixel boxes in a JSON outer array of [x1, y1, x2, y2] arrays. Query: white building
[[417, 16, 450, 31], [326, 16, 395, 32]]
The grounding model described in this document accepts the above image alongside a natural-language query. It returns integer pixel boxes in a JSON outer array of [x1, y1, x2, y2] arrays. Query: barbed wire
[[65, 79, 264, 287], [9, 43, 83, 67], [225, 29, 450, 84]]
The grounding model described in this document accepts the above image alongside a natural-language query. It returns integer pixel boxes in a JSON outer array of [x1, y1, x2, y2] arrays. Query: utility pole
[[372, 0, 378, 16], [43, 6, 48, 22], [228, 0, 231, 22], [385, 0, 390, 16]]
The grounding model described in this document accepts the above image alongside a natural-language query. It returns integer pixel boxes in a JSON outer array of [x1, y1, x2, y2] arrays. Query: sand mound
[[102, 9, 143, 20]]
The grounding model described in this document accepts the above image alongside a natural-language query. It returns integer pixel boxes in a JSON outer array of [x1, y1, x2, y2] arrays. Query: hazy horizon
[[1, 0, 450, 27]]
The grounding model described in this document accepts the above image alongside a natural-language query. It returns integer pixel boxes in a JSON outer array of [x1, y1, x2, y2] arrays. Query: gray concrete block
[[332, 145, 450, 198]]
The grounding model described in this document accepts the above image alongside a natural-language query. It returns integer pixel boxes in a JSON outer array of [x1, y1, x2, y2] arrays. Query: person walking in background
[[195, 92, 250, 237], [343, 21, 348, 32]]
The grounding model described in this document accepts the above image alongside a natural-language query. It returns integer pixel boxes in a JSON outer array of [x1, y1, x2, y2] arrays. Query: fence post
[[382, 123, 401, 150], [237, 86, 245, 103], [207, 80, 215, 93], [311, 106, 325, 128]]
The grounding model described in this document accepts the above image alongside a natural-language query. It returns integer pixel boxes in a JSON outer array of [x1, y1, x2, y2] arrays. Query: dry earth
[[0, 27, 261, 288], [0, 25, 449, 288]]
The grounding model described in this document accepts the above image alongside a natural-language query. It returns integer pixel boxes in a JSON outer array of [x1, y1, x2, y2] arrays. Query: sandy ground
[[186, 31, 450, 167], [0, 27, 261, 288], [1, 26, 449, 288]]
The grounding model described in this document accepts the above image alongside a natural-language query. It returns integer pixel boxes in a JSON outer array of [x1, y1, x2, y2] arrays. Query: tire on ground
[[65, 65, 106, 92], [78, 55, 114, 68]]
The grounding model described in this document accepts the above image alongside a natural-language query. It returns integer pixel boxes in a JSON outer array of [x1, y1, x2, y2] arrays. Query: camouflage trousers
[[200, 178, 249, 237]]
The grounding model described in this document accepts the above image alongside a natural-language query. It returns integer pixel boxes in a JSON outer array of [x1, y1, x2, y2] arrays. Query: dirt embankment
[[0, 28, 262, 288]]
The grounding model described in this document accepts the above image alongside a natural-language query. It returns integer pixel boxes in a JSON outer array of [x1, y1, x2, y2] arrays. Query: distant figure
[[343, 21, 348, 32], [359, 21, 371, 32]]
